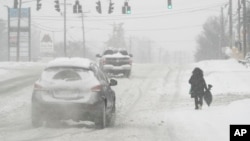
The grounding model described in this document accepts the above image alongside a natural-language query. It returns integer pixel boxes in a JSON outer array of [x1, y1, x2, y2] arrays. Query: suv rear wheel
[[95, 102, 108, 129]]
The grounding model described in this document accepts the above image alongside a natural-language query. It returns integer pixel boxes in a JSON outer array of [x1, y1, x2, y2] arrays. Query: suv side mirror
[[96, 54, 101, 58], [110, 79, 117, 86], [129, 54, 133, 57]]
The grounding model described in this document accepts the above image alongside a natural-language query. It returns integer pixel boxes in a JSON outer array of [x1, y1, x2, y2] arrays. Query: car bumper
[[32, 94, 103, 122], [103, 64, 131, 71]]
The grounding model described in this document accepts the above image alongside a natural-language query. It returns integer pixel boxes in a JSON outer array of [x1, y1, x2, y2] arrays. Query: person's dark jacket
[[189, 68, 207, 97]]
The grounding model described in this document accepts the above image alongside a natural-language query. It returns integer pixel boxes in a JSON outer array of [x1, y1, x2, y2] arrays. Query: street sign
[[9, 8, 29, 18], [8, 8, 31, 61]]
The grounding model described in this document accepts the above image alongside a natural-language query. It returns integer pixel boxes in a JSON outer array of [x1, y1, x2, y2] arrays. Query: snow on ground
[[0, 62, 46, 82], [0, 59, 250, 141]]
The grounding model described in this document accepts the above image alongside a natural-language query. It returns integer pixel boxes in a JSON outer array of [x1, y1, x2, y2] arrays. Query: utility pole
[[243, 0, 247, 56], [81, 12, 86, 57], [159, 47, 162, 63], [129, 36, 132, 54], [220, 7, 225, 58], [16, 0, 22, 61], [64, 0, 67, 57], [148, 40, 151, 63], [229, 0, 233, 48], [238, 0, 241, 51], [7, 7, 10, 61]]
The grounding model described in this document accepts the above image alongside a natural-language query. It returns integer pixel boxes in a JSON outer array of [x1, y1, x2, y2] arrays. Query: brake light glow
[[91, 85, 102, 92], [34, 83, 43, 89], [102, 59, 106, 65]]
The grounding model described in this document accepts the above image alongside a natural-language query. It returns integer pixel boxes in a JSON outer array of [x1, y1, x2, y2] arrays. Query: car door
[[97, 68, 115, 112]]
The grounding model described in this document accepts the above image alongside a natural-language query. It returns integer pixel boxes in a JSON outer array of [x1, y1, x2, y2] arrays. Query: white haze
[[0, 0, 235, 63]]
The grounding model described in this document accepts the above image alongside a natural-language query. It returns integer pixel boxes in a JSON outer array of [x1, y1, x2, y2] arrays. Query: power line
[[30, 2, 227, 22]]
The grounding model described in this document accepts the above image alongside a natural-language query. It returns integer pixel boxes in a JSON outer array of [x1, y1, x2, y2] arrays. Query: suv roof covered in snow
[[46, 57, 94, 69]]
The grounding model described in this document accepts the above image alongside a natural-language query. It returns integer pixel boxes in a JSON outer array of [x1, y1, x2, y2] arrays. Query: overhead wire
[[30, 2, 227, 22], [2, 1, 228, 44]]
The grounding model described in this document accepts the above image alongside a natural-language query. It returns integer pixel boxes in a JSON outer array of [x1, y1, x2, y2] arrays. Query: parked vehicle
[[96, 48, 133, 78], [31, 57, 117, 128]]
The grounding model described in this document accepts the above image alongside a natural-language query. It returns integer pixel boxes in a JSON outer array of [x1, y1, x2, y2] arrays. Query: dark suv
[[96, 48, 133, 78], [31, 58, 117, 128]]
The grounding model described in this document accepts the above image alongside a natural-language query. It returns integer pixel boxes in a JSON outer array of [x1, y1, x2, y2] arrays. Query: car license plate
[[53, 90, 79, 98]]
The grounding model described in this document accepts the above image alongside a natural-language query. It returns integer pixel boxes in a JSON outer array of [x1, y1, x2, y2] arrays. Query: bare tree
[[106, 23, 127, 49], [195, 16, 229, 61]]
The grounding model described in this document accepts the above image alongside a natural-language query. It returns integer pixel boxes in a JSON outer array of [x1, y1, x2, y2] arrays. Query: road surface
[[0, 63, 249, 141]]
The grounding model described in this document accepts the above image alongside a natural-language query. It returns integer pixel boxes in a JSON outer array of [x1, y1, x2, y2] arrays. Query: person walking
[[189, 67, 208, 110]]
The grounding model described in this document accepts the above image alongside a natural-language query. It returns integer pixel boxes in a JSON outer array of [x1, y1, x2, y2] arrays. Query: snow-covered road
[[0, 60, 250, 141]]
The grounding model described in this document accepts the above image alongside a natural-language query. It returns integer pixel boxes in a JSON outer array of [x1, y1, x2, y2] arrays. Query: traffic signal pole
[[243, 0, 247, 56], [229, 0, 233, 49], [238, 0, 241, 51]]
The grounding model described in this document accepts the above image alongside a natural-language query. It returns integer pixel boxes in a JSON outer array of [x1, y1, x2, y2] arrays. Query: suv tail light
[[34, 83, 43, 89], [91, 85, 102, 92], [129, 59, 132, 65], [102, 59, 106, 65]]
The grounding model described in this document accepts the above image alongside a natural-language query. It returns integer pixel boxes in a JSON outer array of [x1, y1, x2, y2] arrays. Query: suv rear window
[[119, 50, 128, 55], [103, 50, 114, 55], [53, 70, 81, 81], [103, 49, 129, 56], [42, 67, 95, 81]]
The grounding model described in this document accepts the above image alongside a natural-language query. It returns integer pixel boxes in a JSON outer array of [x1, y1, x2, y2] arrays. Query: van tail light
[[91, 85, 102, 92]]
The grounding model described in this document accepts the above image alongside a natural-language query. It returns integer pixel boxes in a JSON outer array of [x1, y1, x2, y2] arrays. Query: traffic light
[[168, 0, 172, 9], [122, 2, 131, 14], [78, 5, 82, 13], [127, 6, 131, 14], [75, 0, 79, 5], [96, 1, 102, 14], [73, 5, 77, 13], [14, 0, 18, 9], [36, 0, 42, 11], [122, 6, 126, 14], [73, 0, 82, 14], [108, 1, 114, 14], [54, 0, 60, 12]]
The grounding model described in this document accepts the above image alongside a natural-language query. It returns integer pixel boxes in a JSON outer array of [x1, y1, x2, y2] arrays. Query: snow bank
[[0, 62, 45, 69], [226, 99, 250, 124], [190, 59, 250, 95], [193, 59, 247, 72], [0, 62, 45, 81]]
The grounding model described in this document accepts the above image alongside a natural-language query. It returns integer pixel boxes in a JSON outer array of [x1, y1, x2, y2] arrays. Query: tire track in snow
[[156, 67, 182, 108], [152, 66, 187, 141], [115, 65, 171, 127]]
